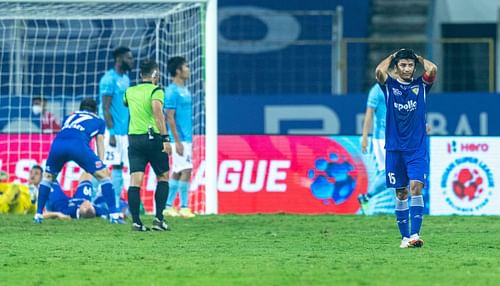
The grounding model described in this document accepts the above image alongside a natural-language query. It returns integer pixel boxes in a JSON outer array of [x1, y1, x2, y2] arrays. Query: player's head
[[32, 96, 46, 115], [113, 46, 134, 72], [29, 165, 43, 186], [167, 56, 189, 81], [139, 59, 160, 84], [79, 200, 96, 219], [79, 97, 98, 114], [392, 49, 418, 82]]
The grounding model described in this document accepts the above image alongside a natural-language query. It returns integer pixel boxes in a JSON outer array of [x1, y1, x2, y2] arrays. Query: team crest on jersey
[[95, 161, 103, 169], [411, 86, 419, 95], [392, 88, 402, 96]]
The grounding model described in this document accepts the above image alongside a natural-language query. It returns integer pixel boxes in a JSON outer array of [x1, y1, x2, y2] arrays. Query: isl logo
[[441, 157, 494, 213]]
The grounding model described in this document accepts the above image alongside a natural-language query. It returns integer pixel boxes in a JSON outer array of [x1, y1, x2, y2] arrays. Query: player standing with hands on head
[[375, 49, 437, 248], [99, 47, 134, 207], [125, 59, 172, 231], [163, 56, 195, 218]]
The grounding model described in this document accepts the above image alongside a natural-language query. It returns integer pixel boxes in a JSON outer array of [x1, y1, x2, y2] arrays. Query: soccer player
[[33, 98, 124, 224], [125, 59, 172, 231], [42, 173, 111, 220], [375, 49, 437, 248], [163, 56, 195, 218], [358, 83, 390, 213], [99, 47, 134, 207]]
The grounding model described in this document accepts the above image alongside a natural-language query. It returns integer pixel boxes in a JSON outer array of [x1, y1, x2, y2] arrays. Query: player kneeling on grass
[[375, 49, 437, 248], [42, 173, 124, 221], [34, 98, 124, 224]]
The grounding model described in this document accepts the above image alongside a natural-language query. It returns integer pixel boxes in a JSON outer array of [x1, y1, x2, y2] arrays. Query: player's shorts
[[385, 148, 428, 189], [128, 134, 169, 175], [45, 139, 106, 175], [171, 142, 193, 173], [103, 131, 129, 167], [372, 138, 386, 172]]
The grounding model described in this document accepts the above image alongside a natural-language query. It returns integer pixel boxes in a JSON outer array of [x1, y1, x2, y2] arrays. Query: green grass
[[1, 215, 500, 286]]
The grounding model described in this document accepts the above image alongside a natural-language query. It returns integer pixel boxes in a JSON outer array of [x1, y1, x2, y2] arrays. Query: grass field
[[1, 214, 500, 286]]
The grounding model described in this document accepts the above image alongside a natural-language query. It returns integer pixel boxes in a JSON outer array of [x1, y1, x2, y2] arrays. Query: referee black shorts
[[128, 134, 169, 175]]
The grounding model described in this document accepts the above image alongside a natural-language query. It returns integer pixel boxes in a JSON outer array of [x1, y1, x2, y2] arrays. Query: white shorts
[[372, 138, 386, 172], [171, 142, 193, 174], [103, 131, 129, 167]]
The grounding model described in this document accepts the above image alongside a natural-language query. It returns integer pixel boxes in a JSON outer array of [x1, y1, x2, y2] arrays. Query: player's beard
[[120, 61, 131, 72]]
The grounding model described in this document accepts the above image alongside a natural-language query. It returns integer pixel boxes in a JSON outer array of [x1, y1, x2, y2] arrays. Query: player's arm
[[152, 99, 172, 155], [375, 52, 395, 84], [417, 55, 438, 84], [361, 107, 374, 154], [43, 211, 71, 220], [102, 96, 117, 147], [166, 109, 184, 156], [95, 134, 105, 161]]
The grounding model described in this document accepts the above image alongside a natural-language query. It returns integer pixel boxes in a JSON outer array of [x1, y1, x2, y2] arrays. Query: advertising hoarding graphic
[[1, 134, 406, 215], [430, 137, 500, 215]]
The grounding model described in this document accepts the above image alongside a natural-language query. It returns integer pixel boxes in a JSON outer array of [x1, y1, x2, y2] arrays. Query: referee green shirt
[[124, 82, 164, 135]]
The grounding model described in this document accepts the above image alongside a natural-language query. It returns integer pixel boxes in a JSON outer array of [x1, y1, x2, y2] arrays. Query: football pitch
[[1, 214, 500, 286]]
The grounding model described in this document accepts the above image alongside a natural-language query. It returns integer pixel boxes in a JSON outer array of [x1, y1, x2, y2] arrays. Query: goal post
[[0, 0, 218, 214]]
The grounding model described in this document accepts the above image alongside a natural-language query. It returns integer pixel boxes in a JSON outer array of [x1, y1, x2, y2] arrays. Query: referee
[[124, 59, 172, 231]]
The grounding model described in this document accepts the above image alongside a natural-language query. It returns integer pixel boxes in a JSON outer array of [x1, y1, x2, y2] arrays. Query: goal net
[[0, 0, 212, 214]]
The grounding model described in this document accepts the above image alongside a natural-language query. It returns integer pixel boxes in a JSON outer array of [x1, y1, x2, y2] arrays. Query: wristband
[[161, 135, 170, 142]]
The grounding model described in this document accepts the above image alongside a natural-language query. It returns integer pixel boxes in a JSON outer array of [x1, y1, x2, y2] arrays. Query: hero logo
[[393, 100, 417, 112], [191, 160, 291, 192], [392, 88, 403, 96], [447, 140, 489, 153], [440, 157, 494, 213]]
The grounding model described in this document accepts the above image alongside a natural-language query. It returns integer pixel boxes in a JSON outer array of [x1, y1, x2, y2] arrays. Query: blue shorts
[[385, 148, 428, 189], [45, 139, 106, 175]]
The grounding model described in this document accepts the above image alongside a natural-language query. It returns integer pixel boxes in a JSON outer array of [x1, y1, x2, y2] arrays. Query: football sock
[[179, 181, 189, 208], [128, 186, 142, 224], [395, 197, 410, 238], [155, 181, 169, 221], [36, 180, 52, 215], [165, 179, 179, 208], [99, 178, 118, 213], [410, 195, 424, 236], [111, 167, 123, 206]]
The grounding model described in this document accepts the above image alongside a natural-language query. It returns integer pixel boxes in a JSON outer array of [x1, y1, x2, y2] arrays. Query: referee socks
[[128, 186, 142, 225]]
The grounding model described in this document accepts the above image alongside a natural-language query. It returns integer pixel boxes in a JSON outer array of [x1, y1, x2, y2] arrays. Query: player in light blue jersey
[[34, 98, 124, 224], [99, 47, 134, 207], [359, 83, 393, 213], [163, 56, 195, 218], [376, 49, 437, 248]]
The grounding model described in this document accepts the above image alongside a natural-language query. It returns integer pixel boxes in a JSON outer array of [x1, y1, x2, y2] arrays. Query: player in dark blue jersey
[[375, 49, 437, 248], [34, 98, 124, 224], [43, 173, 109, 220]]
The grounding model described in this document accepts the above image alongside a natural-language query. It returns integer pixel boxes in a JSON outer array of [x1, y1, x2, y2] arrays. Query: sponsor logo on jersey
[[393, 100, 417, 112], [411, 86, 419, 95], [392, 88, 402, 96]]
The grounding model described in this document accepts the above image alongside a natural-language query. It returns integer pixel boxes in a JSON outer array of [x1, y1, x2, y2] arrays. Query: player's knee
[[395, 188, 408, 200], [130, 172, 144, 187], [94, 169, 110, 180], [157, 171, 169, 182], [410, 182, 423, 196]]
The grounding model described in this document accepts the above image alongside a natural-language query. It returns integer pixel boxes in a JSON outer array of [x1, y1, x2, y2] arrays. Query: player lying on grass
[[42, 172, 126, 221], [375, 48, 437, 248]]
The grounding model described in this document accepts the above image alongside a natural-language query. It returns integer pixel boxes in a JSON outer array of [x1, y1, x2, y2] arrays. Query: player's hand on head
[[175, 142, 184, 156]]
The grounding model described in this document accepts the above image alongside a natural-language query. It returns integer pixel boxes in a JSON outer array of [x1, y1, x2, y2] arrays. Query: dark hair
[[391, 49, 418, 68], [167, 56, 186, 77], [79, 97, 97, 113], [140, 59, 159, 78], [32, 96, 45, 104], [31, 165, 43, 173], [113, 46, 131, 61]]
